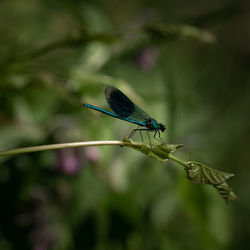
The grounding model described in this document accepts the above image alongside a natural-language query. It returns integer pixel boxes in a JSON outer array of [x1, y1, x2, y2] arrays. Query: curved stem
[[0, 140, 188, 170], [0, 140, 124, 157]]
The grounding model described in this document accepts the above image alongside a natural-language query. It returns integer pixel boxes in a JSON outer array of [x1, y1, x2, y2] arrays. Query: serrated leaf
[[214, 182, 238, 204], [185, 161, 234, 185], [122, 137, 183, 161], [122, 138, 237, 204]]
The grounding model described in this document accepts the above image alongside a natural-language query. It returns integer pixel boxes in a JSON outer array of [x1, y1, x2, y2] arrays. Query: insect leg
[[128, 126, 140, 138], [147, 130, 152, 149], [158, 130, 166, 144], [139, 130, 144, 142], [153, 131, 166, 145], [129, 128, 152, 145]]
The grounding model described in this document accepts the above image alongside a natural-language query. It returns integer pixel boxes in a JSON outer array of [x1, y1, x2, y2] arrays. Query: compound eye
[[159, 124, 166, 132]]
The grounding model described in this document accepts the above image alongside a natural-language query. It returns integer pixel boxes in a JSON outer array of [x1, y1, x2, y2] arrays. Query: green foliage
[[123, 138, 237, 204], [0, 0, 249, 249], [123, 137, 183, 161], [185, 162, 237, 204], [185, 162, 234, 185]]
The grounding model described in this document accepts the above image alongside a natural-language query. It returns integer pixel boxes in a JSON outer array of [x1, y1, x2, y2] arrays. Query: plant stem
[[0, 141, 124, 157], [168, 154, 188, 167], [0, 140, 189, 170]]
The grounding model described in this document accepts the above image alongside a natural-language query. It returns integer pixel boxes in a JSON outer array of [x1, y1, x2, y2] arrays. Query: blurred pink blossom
[[136, 47, 158, 71], [54, 148, 83, 175], [54, 147, 100, 175]]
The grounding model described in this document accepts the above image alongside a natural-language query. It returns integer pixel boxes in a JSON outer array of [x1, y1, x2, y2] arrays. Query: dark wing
[[105, 86, 150, 122]]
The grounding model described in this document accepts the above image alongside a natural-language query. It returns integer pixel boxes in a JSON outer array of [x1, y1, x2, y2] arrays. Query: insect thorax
[[146, 119, 160, 130]]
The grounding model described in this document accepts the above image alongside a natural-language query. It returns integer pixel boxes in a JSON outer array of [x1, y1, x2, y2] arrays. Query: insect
[[83, 86, 166, 145]]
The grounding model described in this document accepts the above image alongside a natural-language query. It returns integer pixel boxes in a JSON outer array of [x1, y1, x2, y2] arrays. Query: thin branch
[[0, 140, 187, 168], [0, 139, 236, 203], [168, 154, 188, 167], [0, 140, 124, 157]]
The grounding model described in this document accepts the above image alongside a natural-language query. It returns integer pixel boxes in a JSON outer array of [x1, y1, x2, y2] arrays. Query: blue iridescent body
[[83, 86, 166, 143]]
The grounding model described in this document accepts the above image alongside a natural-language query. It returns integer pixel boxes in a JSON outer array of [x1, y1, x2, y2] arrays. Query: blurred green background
[[0, 0, 250, 249]]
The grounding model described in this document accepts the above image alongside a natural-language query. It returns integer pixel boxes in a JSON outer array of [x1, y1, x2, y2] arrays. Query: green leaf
[[122, 137, 183, 161], [214, 182, 238, 204], [185, 161, 237, 204], [185, 161, 234, 185]]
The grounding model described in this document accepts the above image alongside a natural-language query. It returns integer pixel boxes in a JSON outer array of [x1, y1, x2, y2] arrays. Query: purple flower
[[136, 47, 158, 71], [54, 148, 84, 175], [54, 147, 100, 175]]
